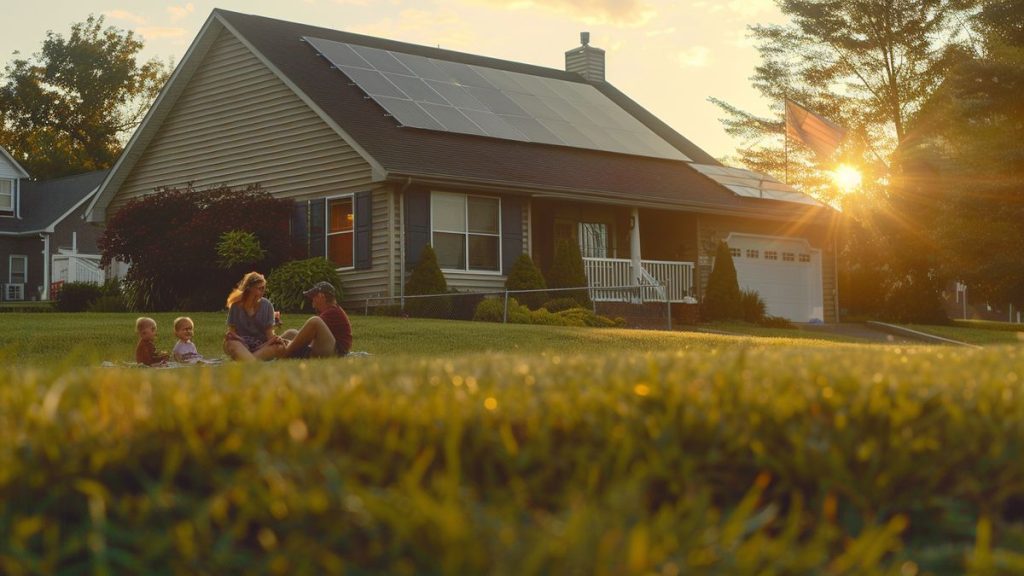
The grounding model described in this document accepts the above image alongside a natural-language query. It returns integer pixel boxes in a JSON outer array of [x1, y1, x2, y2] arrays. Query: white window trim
[[430, 191, 503, 275], [0, 179, 15, 217], [325, 193, 355, 271], [9, 254, 27, 284]]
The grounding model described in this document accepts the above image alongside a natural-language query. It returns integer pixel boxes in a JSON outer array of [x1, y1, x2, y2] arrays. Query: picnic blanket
[[102, 352, 371, 368]]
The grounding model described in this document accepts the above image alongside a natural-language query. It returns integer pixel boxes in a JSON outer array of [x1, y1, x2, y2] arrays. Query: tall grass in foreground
[[2, 345, 1024, 574]]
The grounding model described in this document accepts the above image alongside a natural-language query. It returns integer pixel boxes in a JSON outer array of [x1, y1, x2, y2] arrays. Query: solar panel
[[303, 36, 689, 162], [691, 164, 822, 206]]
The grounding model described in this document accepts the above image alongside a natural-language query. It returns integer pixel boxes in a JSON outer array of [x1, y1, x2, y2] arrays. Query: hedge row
[[2, 346, 1024, 574]]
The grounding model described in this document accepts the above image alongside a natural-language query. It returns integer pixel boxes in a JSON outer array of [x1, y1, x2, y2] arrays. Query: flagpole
[[782, 96, 789, 185]]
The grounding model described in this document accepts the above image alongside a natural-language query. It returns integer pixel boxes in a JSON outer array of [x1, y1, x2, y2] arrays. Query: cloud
[[166, 3, 195, 21], [135, 27, 189, 40], [677, 45, 710, 67], [725, 0, 775, 17], [105, 10, 147, 25], [645, 26, 676, 38], [465, 0, 656, 26], [352, 9, 477, 50], [333, 0, 370, 4]]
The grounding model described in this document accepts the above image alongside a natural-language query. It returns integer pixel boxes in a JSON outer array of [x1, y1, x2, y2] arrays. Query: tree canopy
[[0, 15, 169, 179], [711, 0, 975, 201]]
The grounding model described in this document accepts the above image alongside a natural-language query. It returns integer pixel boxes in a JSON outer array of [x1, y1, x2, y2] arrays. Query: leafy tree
[[0, 15, 169, 178], [99, 183, 293, 311], [703, 241, 742, 321], [545, 239, 592, 308], [710, 0, 975, 201], [897, 0, 1024, 308], [504, 254, 547, 309]]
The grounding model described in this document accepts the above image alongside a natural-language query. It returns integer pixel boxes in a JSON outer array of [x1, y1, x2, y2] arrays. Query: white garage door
[[725, 233, 824, 322]]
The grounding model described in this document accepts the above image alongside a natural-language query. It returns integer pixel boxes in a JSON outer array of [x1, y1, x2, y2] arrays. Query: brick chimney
[[565, 32, 605, 82]]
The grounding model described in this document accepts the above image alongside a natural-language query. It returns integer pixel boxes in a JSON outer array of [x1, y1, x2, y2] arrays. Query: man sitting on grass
[[282, 281, 352, 358]]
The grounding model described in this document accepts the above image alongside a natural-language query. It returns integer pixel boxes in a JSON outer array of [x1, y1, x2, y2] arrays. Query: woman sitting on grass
[[223, 272, 286, 362]]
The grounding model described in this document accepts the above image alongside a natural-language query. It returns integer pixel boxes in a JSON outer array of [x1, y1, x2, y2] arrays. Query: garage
[[725, 233, 824, 322]]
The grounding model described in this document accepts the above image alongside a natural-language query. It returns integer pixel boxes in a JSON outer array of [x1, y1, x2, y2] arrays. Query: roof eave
[[384, 171, 834, 223]]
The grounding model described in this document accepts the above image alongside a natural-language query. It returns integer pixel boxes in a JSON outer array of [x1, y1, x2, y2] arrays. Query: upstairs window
[[0, 180, 13, 216], [432, 191, 500, 272]]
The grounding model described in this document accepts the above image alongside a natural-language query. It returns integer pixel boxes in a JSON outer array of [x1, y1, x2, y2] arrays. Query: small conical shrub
[[703, 241, 742, 321], [404, 245, 450, 317], [505, 254, 547, 309], [546, 238, 592, 308]]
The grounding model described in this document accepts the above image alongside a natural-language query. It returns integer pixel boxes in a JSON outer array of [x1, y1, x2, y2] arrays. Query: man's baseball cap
[[302, 281, 336, 299]]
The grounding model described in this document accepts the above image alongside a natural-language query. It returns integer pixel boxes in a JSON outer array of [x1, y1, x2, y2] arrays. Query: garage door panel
[[726, 234, 824, 322]]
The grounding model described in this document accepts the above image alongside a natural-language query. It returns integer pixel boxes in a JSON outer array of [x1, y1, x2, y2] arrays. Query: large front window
[[0, 180, 13, 215], [431, 192, 500, 271], [327, 196, 354, 268]]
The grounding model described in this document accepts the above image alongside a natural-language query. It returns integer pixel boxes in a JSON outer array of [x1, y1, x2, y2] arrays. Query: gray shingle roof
[[1, 170, 108, 234], [216, 10, 827, 220]]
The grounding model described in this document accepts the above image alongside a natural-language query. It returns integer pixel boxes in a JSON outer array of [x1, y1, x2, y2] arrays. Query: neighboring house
[[86, 10, 840, 322], [0, 147, 109, 302]]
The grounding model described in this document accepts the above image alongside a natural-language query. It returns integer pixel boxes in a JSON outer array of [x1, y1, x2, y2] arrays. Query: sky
[[3, 0, 788, 160]]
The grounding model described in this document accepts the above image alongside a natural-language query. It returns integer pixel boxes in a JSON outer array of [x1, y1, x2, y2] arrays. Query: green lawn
[[0, 312, 868, 366], [905, 322, 1024, 345], [3, 314, 1024, 573]]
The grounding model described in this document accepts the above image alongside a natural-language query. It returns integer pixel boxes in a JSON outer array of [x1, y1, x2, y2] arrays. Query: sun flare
[[831, 164, 863, 194]]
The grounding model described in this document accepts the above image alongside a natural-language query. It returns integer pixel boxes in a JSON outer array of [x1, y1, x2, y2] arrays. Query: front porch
[[582, 257, 694, 303]]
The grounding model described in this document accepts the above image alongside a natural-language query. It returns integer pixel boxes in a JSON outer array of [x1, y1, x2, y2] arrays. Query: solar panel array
[[303, 36, 689, 162], [690, 165, 822, 206]]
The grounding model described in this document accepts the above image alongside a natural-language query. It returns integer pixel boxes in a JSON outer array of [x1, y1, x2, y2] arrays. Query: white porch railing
[[583, 257, 693, 303], [52, 254, 105, 285]]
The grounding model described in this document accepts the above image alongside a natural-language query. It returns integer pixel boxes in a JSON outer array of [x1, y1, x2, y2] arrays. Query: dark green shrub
[[450, 291, 485, 321], [760, 315, 796, 329], [473, 297, 506, 322], [87, 279, 128, 312], [882, 275, 950, 324], [740, 289, 767, 323], [266, 258, 343, 313], [703, 241, 742, 321], [541, 297, 579, 313], [505, 254, 547, 309], [404, 246, 451, 318], [54, 282, 102, 312], [545, 239, 591, 308]]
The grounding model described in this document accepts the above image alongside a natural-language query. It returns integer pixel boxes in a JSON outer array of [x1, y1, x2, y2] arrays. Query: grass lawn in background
[[0, 312, 870, 367], [905, 322, 1024, 345]]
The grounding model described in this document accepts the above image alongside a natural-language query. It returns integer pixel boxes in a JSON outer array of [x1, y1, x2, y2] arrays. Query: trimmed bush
[[740, 289, 767, 323], [505, 254, 547, 309], [541, 297, 579, 313], [54, 282, 102, 312], [703, 241, 742, 321], [760, 315, 796, 329], [473, 298, 621, 327], [545, 239, 592, 308], [473, 297, 506, 322], [216, 230, 267, 269], [404, 246, 451, 318], [266, 258, 343, 313]]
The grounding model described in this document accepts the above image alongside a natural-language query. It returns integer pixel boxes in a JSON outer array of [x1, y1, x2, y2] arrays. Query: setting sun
[[831, 164, 863, 193]]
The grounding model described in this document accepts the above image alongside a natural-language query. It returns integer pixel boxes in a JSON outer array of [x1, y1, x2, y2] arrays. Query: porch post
[[630, 207, 641, 285], [41, 234, 50, 300]]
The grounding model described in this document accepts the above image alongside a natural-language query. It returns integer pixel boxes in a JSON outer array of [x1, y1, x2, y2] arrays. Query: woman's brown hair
[[226, 271, 266, 308]]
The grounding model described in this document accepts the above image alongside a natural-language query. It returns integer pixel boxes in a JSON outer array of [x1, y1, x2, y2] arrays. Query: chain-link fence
[[347, 284, 676, 330]]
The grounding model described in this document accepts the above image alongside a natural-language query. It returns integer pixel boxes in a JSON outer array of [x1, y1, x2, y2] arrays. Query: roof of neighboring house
[[1, 170, 108, 234], [91, 10, 830, 222]]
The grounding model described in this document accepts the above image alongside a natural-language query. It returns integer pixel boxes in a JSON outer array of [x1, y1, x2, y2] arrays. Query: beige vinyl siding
[[338, 188, 394, 302], [110, 27, 373, 215]]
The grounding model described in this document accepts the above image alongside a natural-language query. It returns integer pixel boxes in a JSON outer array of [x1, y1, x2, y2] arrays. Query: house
[[0, 146, 109, 302], [86, 10, 840, 322]]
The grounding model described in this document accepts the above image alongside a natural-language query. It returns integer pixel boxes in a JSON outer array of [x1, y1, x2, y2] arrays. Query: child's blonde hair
[[173, 316, 193, 332], [135, 317, 156, 333]]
